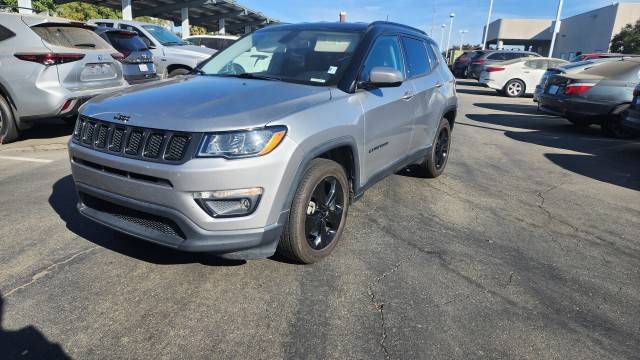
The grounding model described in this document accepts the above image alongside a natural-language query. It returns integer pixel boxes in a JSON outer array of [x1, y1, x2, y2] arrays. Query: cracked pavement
[[0, 82, 639, 359]]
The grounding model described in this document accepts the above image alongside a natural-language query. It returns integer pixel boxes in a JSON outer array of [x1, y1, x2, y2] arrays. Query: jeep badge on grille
[[114, 113, 130, 123]]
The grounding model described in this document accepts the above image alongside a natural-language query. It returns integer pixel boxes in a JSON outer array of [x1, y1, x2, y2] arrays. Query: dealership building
[[483, 2, 640, 60]]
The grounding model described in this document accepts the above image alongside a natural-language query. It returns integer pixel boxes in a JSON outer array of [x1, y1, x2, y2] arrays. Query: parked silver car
[[89, 19, 215, 78], [0, 13, 127, 143], [69, 22, 458, 263]]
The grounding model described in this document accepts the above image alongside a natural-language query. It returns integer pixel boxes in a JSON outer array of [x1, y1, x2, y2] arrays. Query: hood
[[165, 44, 216, 58], [81, 76, 332, 132]]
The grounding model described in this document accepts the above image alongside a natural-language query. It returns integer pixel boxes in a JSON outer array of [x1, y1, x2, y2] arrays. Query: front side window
[[401, 37, 429, 78], [361, 35, 404, 81], [31, 25, 110, 50], [199, 29, 363, 86], [487, 53, 506, 60], [525, 59, 548, 70]]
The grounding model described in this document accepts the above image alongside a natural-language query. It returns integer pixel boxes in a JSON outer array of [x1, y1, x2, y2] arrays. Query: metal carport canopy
[[53, 0, 278, 35]]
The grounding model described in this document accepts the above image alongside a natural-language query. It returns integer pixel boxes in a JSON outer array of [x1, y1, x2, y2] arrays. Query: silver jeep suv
[[69, 22, 458, 263], [0, 12, 127, 143]]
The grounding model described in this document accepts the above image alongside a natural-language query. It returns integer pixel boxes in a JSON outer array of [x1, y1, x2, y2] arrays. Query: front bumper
[[69, 136, 301, 257]]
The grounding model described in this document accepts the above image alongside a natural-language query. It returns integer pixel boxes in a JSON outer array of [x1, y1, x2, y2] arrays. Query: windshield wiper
[[163, 41, 187, 46], [221, 73, 282, 81]]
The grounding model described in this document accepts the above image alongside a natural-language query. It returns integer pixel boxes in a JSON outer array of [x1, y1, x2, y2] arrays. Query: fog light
[[193, 188, 262, 218]]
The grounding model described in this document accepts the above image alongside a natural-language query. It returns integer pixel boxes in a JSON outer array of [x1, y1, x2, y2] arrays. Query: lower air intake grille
[[81, 193, 185, 239]]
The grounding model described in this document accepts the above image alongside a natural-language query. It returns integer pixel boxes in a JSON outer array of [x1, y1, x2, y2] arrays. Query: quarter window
[[425, 42, 439, 71], [401, 37, 429, 78], [0, 25, 15, 41], [361, 35, 404, 81]]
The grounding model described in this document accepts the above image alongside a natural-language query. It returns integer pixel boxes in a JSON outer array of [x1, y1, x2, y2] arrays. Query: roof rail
[[369, 21, 427, 35]]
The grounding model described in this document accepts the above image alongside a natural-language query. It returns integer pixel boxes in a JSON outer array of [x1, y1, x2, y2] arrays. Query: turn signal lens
[[258, 130, 286, 156]]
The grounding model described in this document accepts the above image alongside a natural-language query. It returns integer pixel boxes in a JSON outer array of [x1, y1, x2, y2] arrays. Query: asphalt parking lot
[[0, 80, 639, 359]]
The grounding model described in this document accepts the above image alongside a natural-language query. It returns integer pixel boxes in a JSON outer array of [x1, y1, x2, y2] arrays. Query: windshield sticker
[[310, 78, 326, 83], [328, 66, 338, 75]]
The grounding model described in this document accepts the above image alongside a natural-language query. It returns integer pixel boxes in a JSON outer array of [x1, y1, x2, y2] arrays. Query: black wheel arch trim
[[281, 136, 361, 214]]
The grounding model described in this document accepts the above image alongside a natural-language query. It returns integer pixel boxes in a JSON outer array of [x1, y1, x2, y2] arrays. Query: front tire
[[504, 79, 525, 98], [277, 158, 350, 264], [419, 118, 452, 178], [0, 95, 19, 144]]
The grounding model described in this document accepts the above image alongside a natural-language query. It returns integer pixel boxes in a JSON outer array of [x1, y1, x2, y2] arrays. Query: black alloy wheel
[[305, 176, 345, 250], [434, 126, 450, 171]]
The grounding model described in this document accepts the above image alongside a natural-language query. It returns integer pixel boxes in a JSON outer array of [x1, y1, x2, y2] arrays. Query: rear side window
[[202, 38, 222, 50], [106, 32, 148, 53], [361, 35, 404, 80], [487, 52, 506, 60], [425, 42, 439, 71], [401, 37, 429, 78], [95, 22, 114, 28], [0, 25, 16, 41], [31, 26, 110, 50]]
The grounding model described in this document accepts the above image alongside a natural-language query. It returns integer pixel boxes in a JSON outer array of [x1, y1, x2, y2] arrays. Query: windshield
[[141, 25, 187, 46], [198, 28, 363, 86]]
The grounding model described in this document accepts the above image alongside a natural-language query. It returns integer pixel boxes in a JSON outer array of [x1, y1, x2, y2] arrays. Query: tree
[[610, 20, 640, 54], [1, 0, 120, 20]]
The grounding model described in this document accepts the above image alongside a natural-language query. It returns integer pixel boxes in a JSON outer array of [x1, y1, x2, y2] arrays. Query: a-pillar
[[181, 7, 190, 39]]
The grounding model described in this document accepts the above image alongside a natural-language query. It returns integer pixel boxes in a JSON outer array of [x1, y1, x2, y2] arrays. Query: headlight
[[197, 126, 287, 158]]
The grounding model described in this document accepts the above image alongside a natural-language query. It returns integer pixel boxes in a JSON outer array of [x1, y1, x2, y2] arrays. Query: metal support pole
[[245, 25, 252, 34], [481, 0, 494, 50], [17, 0, 32, 14], [446, 13, 455, 63], [219, 18, 226, 35], [459, 30, 467, 55], [121, 0, 132, 20], [548, 0, 564, 58], [181, 7, 190, 39]]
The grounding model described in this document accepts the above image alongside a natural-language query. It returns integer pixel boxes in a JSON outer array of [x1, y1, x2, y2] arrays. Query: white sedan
[[479, 57, 568, 97]]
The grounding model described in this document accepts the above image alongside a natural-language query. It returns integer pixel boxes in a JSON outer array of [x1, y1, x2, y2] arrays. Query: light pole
[[459, 30, 468, 56], [430, 0, 437, 37], [481, 0, 494, 50], [549, 0, 564, 58], [440, 24, 447, 52], [446, 13, 455, 63]]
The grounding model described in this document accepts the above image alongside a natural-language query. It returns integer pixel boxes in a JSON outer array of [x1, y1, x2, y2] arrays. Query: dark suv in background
[[94, 27, 158, 84], [468, 50, 541, 79]]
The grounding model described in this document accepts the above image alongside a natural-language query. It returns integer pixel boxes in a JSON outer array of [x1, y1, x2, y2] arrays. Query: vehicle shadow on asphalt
[[464, 112, 640, 191], [0, 293, 71, 359], [48, 176, 246, 266], [18, 119, 74, 141], [474, 102, 542, 116]]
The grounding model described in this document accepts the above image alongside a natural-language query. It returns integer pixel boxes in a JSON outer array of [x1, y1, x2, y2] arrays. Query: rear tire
[[0, 95, 19, 144], [503, 79, 525, 97], [277, 158, 350, 264], [602, 115, 634, 139], [168, 68, 191, 77], [419, 118, 452, 178]]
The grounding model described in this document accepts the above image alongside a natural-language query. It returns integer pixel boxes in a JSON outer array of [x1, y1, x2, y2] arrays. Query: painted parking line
[[0, 155, 54, 163]]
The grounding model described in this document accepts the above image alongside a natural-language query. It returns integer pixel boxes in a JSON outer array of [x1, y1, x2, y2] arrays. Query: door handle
[[435, 82, 444, 88], [402, 91, 415, 100]]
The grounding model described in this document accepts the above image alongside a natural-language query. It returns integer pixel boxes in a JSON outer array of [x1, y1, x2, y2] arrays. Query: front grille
[[73, 116, 195, 164], [81, 193, 185, 239]]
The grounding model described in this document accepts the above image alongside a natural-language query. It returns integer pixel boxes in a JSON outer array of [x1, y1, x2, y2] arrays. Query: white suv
[[0, 12, 127, 143]]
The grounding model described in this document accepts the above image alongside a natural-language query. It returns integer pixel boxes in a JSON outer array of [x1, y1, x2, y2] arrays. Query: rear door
[[400, 36, 443, 155], [522, 59, 549, 92], [358, 34, 415, 182], [29, 24, 124, 91]]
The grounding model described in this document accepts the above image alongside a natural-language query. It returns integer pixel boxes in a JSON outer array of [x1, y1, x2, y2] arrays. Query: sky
[[240, 0, 637, 47]]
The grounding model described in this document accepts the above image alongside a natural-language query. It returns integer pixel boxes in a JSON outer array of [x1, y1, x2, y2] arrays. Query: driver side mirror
[[359, 67, 404, 89]]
